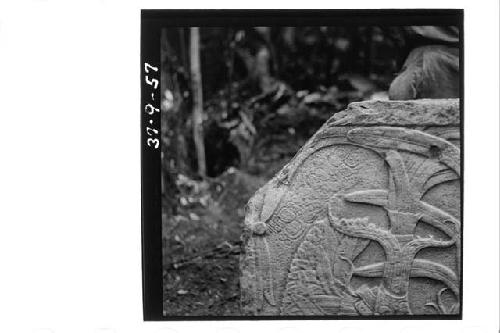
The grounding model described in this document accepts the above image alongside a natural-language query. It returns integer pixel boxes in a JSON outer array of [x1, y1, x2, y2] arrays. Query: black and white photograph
[[1, 2, 500, 332], [140, 10, 464, 319]]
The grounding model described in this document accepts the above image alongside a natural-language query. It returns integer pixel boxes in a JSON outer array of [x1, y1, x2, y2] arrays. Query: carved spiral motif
[[278, 206, 296, 224], [343, 149, 362, 168]]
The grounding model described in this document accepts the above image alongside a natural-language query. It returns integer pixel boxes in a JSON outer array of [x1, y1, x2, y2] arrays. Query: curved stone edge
[[328, 99, 460, 126], [240, 98, 461, 244]]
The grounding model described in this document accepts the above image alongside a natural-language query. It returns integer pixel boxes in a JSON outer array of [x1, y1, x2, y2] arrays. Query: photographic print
[[141, 10, 463, 320]]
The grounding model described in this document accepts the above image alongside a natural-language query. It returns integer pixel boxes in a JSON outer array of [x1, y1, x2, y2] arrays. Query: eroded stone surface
[[240, 98, 461, 316], [329, 99, 459, 126]]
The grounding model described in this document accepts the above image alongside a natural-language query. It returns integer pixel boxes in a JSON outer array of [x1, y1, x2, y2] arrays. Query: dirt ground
[[162, 168, 270, 316]]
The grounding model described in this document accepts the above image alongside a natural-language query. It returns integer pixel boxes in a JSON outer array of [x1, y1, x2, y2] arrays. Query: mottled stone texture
[[240, 99, 461, 316]]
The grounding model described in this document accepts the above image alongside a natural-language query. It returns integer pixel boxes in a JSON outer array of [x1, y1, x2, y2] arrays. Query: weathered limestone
[[240, 99, 461, 316]]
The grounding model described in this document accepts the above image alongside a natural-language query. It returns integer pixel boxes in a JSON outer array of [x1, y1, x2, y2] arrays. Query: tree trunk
[[254, 46, 273, 92], [190, 27, 206, 177]]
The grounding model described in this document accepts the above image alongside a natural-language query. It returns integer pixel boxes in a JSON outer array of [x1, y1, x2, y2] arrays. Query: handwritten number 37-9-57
[[144, 62, 160, 149]]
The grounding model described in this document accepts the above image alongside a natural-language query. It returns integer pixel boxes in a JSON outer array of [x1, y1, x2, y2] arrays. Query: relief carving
[[241, 99, 461, 316]]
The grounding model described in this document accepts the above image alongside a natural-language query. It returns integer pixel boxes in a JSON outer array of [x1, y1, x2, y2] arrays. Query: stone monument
[[240, 99, 461, 316]]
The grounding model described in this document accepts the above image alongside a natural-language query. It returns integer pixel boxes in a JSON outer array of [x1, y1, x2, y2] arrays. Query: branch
[[328, 211, 400, 262], [403, 234, 456, 258], [419, 201, 460, 238], [352, 259, 459, 296], [343, 189, 389, 208], [412, 260, 459, 296]]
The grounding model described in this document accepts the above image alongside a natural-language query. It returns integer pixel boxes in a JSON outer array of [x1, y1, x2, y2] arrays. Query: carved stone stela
[[240, 99, 461, 316]]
